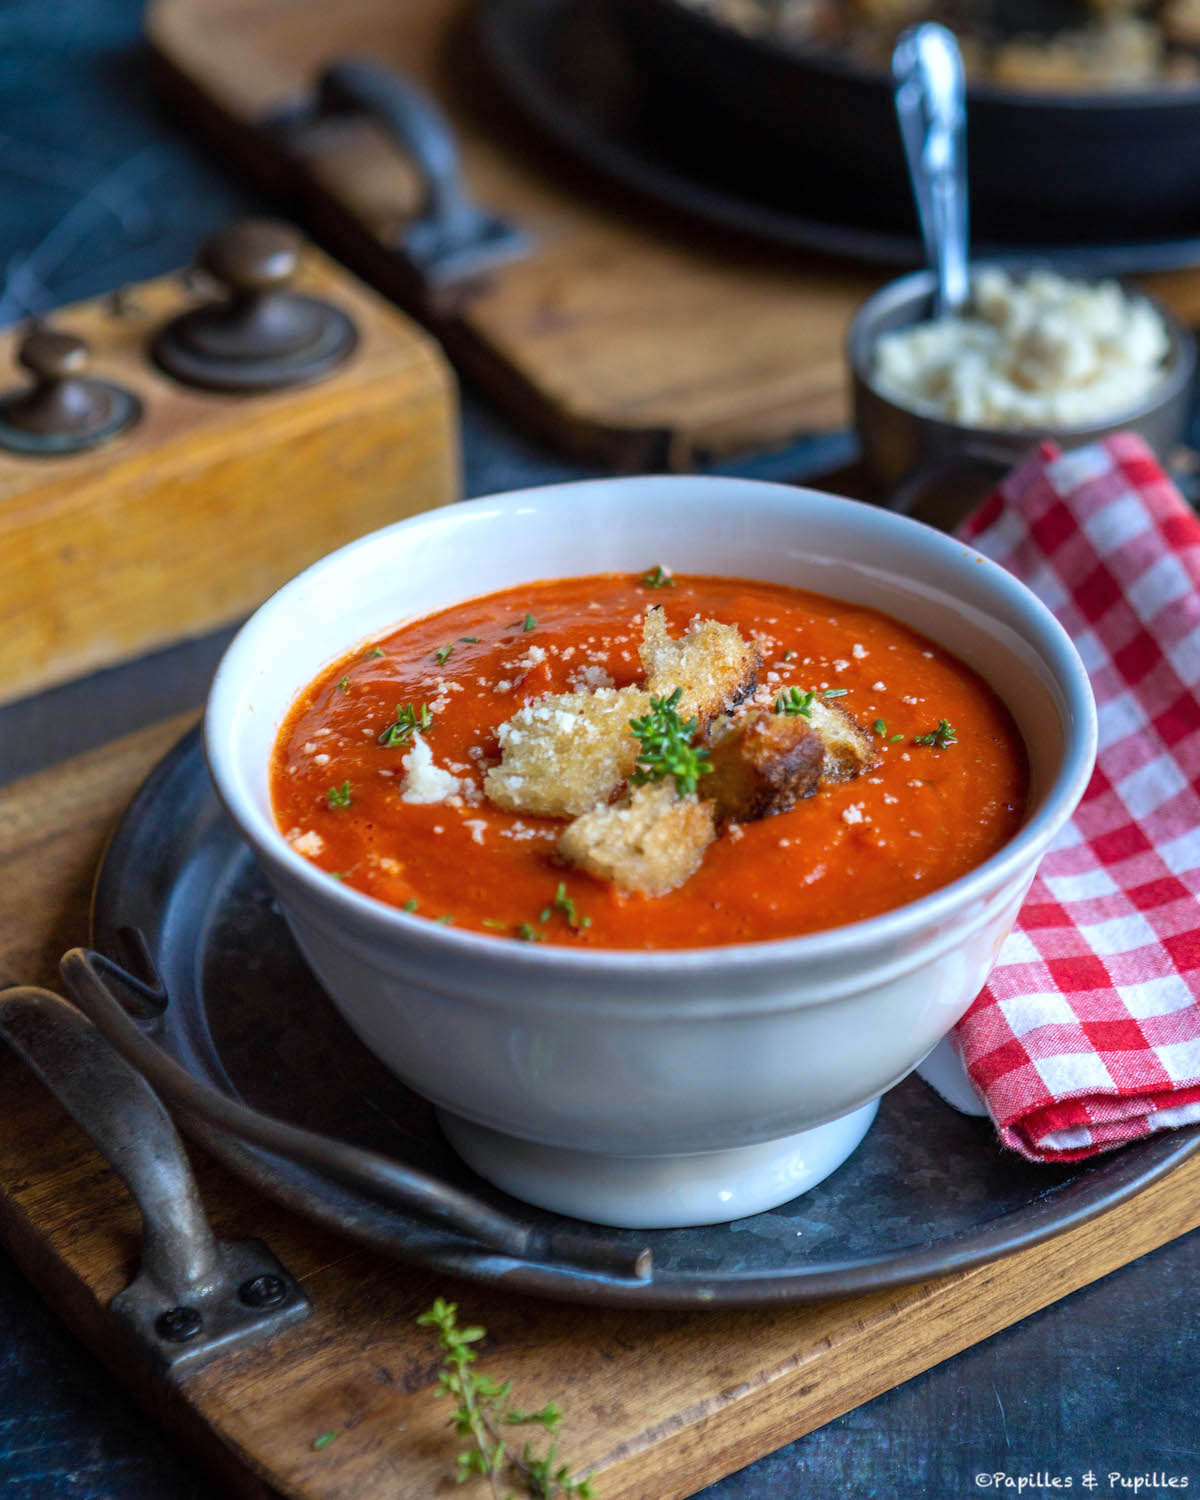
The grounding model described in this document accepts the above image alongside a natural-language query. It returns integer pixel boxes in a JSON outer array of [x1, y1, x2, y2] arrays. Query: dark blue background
[[0, 4, 1196, 1497]]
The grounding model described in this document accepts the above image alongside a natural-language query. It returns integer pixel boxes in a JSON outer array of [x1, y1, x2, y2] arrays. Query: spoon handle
[[893, 23, 970, 319]]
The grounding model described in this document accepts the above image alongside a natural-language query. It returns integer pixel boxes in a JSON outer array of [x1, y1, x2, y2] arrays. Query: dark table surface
[[0, 4, 1197, 1498]]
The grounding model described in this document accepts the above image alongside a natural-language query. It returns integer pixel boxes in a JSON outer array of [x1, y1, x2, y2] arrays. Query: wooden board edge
[[599, 1154, 1200, 1497]]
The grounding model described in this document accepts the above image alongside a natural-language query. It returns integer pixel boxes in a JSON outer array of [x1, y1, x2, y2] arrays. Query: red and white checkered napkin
[[949, 431, 1200, 1162]]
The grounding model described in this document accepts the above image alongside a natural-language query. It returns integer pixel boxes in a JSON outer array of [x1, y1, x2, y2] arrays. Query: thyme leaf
[[774, 687, 815, 718], [379, 702, 433, 748], [419, 1298, 595, 1498], [326, 781, 352, 809], [913, 719, 957, 750], [543, 882, 591, 933], [640, 564, 674, 589], [629, 687, 711, 797]]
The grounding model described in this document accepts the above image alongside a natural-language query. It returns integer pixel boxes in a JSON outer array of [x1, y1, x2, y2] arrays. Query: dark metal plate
[[91, 729, 1200, 1307], [477, 0, 1200, 274]]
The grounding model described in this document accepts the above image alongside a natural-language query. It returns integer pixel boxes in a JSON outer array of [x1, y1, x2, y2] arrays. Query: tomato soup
[[270, 572, 1027, 949]]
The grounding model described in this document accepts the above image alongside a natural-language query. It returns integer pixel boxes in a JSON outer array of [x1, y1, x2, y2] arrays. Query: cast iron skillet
[[613, 0, 1200, 246]]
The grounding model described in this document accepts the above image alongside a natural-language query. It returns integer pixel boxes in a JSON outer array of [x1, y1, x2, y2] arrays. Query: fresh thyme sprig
[[639, 564, 674, 589], [379, 702, 433, 747], [326, 781, 352, 809], [913, 718, 957, 749], [436, 643, 455, 666], [629, 687, 710, 796], [418, 1298, 595, 1499], [774, 687, 815, 718], [540, 882, 591, 933]]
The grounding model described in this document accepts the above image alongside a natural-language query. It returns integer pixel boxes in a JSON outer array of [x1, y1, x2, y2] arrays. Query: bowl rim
[[204, 474, 1098, 977], [848, 266, 1198, 444]]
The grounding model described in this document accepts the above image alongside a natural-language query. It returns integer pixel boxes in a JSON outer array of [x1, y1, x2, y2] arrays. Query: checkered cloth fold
[[950, 433, 1200, 1162]]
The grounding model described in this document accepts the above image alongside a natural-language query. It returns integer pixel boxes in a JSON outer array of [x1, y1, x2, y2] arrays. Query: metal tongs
[[893, 23, 970, 320]]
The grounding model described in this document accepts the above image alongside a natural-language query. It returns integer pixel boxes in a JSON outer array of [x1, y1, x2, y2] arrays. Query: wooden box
[[0, 245, 459, 707]]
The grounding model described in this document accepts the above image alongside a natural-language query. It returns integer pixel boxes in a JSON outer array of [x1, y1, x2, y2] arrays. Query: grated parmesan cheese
[[399, 734, 463, 805]]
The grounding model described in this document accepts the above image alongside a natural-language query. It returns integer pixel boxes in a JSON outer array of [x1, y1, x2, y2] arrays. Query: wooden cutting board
[[145, 0, 1200, 472], [2, 717, 1200, 1499], [145, 0, 885, 468]]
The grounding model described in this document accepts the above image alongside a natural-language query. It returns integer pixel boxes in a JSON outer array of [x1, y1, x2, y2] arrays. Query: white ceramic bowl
[[205, 476, 1097, 1228]]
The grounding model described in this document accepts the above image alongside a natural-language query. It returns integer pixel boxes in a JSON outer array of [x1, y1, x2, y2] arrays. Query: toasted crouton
[[705, 711, 824, 823], [484, 687, 650, 817], [807, 699, 876, 784], [639, 607, 760, 731], [556, 780, 716, 896]]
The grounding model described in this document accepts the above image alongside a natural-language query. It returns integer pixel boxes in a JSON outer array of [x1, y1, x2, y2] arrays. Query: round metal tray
[[91, 728, 1200, 1308], [477, 0, 1200, 274]]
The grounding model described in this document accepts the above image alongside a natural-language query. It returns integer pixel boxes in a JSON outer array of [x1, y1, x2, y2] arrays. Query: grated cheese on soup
[[872, 268, 1171, 430], [399, 733, 462, 804]]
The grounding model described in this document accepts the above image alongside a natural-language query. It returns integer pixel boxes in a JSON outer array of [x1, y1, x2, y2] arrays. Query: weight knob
[[0, 327, 141, 456], [152, 219, 357, 392]]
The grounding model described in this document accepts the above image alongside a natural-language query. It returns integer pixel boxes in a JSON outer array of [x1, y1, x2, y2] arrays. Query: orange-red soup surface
[[271, 573, 1028, 949]]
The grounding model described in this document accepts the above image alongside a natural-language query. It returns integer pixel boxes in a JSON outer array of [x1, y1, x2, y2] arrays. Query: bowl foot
[[436, 1099, 880, 1229]]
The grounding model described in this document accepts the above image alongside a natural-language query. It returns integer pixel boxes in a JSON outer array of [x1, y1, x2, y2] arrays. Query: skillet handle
[[0, 984, 310, 1377]]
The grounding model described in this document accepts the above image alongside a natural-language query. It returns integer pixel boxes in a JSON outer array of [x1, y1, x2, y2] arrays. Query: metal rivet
[[155, 1306, 203, 1342], [239, 1273, 287, 1308]]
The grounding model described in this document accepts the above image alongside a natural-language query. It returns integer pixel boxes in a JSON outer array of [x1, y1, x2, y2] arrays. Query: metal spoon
[[893, 23, 970, 319]]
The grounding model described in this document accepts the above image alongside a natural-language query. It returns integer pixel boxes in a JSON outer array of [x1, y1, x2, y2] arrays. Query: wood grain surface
[[0, 249, 458, 708], [1, 719, 1200, 1499]]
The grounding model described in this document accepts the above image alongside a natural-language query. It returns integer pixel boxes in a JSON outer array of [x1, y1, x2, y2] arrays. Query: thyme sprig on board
[[418, 1298, 595, 1498], [629, 687, 710, 797]]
